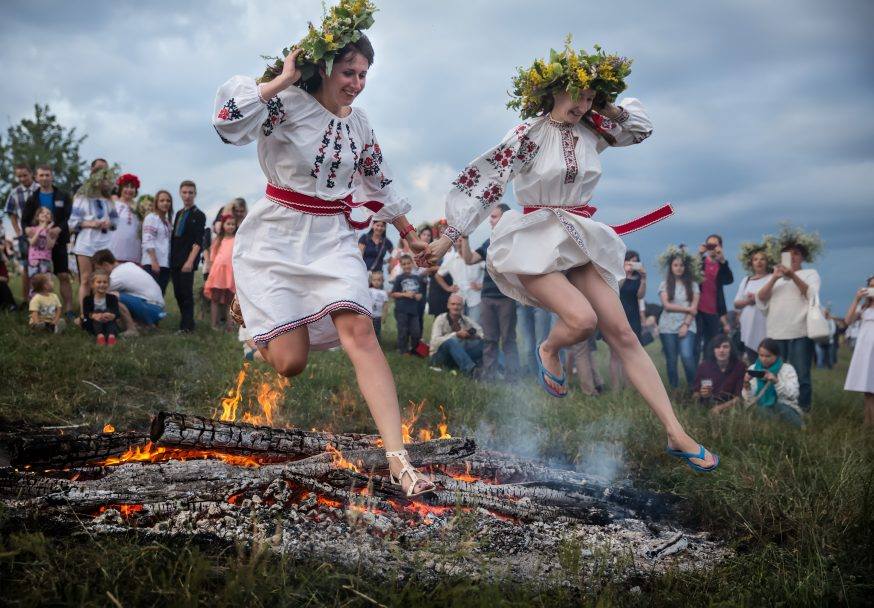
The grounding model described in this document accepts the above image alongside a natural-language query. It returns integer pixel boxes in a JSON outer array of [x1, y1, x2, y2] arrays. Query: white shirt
[[734, 274, 771, 351], [368, 287, 388, 318], [110, 200, 142, 262], [110, 262, 164, 307], [438, 249, 485, 308], [140, 212, 172, 267], [757, 268, 821, 340]]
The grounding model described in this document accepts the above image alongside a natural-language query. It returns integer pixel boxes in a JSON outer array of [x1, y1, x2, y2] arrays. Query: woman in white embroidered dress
[[110, 173, 142, 264], [141, 189, 173, 294], [212, 36, 435, 495], [427, 44, 718, 472]]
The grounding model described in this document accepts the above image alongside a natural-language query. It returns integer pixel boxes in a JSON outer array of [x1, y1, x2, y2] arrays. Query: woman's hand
[[678, 324, 689, 338], [763, 371, 778, 383], [151, 261, 160, 274], [407, 235, 428, 256], [427, 235, 453, 266], [259, 48, 303, 99], [449, 285, 460, 293], [855, 287, 868, 301]]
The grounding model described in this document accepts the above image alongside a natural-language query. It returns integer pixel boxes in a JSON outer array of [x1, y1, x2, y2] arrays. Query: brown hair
[[36, 164, 52, 173], [179, 180, 197, 191], [91, 249, 117, 267], [31, 206, 54, 226], [90, 269, 110, 287], [299, 35, 375, 94], [539, 91, 617, 146], [31, 273, 53, 293], [153, 189, 174, 221], [665, 255, 694, 304], [14, 164, 32, 173]]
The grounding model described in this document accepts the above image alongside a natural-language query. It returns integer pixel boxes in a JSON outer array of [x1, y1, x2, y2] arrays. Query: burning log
[[0, 429, 148, 468], [150, 411, 380, 457]]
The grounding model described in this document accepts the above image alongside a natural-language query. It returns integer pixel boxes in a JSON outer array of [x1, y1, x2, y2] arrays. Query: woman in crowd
[[213, 3, 435, 495], [734, 244, 772, 362], [69, 167, 119, 311], [426, 40, 718, 471], [358, 219, 393, 273], [658, 247, 700, 390], [695, 334, 745, 412], [610, 250, 646, 388], [844, 276, 874, 426], [204, 214, 237, 331], [141, 189, 173, 294], [110, 174, 142, 264], [738, 338, 804, 428]]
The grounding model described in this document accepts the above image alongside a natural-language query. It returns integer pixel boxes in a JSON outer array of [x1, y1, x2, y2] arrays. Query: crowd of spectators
[[2, 160, 871, 426]]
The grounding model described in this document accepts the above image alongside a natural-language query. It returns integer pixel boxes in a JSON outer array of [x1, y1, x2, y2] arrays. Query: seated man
[[429, 293, 484, 375], [91, 249, 166, 330]]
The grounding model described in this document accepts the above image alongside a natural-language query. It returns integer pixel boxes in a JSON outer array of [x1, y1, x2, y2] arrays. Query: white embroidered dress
[[444, 99, 652, 307], [213, 76, 410, 349]]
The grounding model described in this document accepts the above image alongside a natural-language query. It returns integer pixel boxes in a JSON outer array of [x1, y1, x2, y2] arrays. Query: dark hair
[[299, 35, 375, 94], [154, 189, 174, 221], [780, 242, 809, 261], [706, 234, 723, 246], [36, 164, 52, 173], [179, 180, 197, 191], [31, 273, 53, 293], [705, 334, 737, 366], [91, 249, 117, 266], [496, 203, 511, 213], [758, 337, 781, 357], [625, 250, 640, 262], [665, 255, 694, 304], [14, 164, 32, 173], [539, 92, 618, 146], [90, 158, 108, 169]]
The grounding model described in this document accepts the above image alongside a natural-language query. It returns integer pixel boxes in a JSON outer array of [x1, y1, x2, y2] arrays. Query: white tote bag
[[806, 291, 830, 342]]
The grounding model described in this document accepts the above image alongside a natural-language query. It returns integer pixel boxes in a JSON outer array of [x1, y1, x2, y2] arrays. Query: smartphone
[[700, 379, 713, 389], [705, 243, 717, 251], [867, 287, 874, 298], [747, 369, 766, 379], [780, 252, 792, 268], [629, 261, 643, 271]]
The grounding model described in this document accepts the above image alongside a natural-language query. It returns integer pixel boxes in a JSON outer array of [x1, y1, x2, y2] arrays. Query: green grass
[[0, 273, 872, 606]]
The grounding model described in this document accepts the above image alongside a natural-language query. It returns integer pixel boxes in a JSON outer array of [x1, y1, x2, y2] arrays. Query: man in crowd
[[91, 249, 166, 332], [697, 233, 734, 358], [429, 293, 484, 376], [22, 165, 74, 319], [170, 180, 206, 333], [4, 164, 39, 303], [458, 203, 520, 379]]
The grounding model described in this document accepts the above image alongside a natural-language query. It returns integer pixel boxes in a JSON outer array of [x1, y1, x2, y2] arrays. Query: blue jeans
[[775, 337, 814, 410], [516, 303, 554, 375], [759, 401, 805, 428], [814, 342, 834, 369], [118, 293, 167, 326], [431, 336, 483, 373], [660, 332, 697, 388]]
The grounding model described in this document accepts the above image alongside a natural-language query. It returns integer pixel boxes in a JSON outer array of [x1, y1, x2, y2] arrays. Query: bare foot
[[667, 434, 717, 468], [539, 343, 567, 396]]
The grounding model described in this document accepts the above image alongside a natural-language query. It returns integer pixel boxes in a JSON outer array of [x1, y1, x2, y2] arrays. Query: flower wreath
[[77, 165, 120, 199], [764, 222, 824, 263], [657, 245, 703, 283], [737, 241, 775, 273], [507, 35, 633, 119], [116, 173, 141, 190], [259, 0, 377, 84]]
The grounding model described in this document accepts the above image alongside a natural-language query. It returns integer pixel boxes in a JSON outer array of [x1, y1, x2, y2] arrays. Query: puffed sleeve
[[68, 196, 87, 234], [213, 75, 287, 146], [443, 122, 541, 242], [594, 98, 653, 153], [355, 112, 411, 221], [142, 213, 158, 252]]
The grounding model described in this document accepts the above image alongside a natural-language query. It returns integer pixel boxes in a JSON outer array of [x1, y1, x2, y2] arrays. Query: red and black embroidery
[[487, 145, 515, 175], [345, 124, 359, 188], [261, 97, 287, 136], [443, 225, 461, 243], [310, 119, 335, 179], [632, 130, 652, 144], [515, 134, 539, 165], [614, 107, 630, 124], [452, 166, 481, 196], [476, 181, 504, 208], [560, 129, 578, 184], [326, 121, 344, 189], [217, 99, 242, 121]]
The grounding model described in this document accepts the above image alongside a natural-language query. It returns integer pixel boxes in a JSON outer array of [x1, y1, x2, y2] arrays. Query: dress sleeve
[[107, 200, 119, 230], [594, 97, 653, 152], [775, 364, 800, 403], [355, 115, 411, 221], [443, 123, 540, 241], [212, 75, 285, 146], [68, 196, 87, 234], [142, 215, 157, 252]]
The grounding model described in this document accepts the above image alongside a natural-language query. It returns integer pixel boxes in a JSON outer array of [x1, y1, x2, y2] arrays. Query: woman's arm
[[659, 290, 693, 313], [845, 289, 867, 325]]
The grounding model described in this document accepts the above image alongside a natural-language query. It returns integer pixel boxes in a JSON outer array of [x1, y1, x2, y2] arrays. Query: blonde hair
[[90, 269, 110, 287]]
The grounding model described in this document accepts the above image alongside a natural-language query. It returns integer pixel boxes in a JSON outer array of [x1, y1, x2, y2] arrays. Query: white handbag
[[806, 291, 830, 343]]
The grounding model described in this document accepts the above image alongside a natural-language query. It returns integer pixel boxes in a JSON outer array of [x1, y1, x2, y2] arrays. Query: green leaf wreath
[[764, 222, 824, 263], [658, 244, 703, 283], [259, 0, 377, 84], [76, 165, 120, 199], [507, 35, 633, 119]]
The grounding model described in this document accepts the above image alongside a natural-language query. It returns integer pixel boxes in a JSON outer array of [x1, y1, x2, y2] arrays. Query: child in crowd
[[390, 254, 425, 355], [0, 248, 17, 312], [82, 270, 120, 346], [203, 214, 237, 331], [369, 270, 389, 339], [26, 207, 60, 294], [28, 273, 62, 332]]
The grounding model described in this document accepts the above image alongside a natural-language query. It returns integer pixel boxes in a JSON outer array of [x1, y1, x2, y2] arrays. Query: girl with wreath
[[212, 0, 434, 496], [426, 39, 718, 472]]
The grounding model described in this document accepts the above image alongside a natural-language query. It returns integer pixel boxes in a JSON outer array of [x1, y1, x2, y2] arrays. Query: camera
[[704, 243, 717, 251], [468, 327, 477, 336]]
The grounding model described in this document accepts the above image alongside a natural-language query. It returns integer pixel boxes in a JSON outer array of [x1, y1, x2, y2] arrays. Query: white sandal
[[385, 449, 436, 498]]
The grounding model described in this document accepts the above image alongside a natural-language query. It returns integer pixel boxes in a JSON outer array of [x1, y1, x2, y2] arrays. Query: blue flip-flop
[[666, 444, 719, 473], [535, 342, 567, 398]]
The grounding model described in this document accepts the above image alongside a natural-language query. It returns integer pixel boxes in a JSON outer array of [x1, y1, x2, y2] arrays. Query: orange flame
[[438, 405, 452, 439], [98, 441, 263, 468], [102, 424, 115, 434], [219, 365, 248, 422], [401, 400, 427, 444], [217, 364, 289, 427], [326, 444, 359, 473], [98, 504, 143, 518], [417, 429, 433, 442]]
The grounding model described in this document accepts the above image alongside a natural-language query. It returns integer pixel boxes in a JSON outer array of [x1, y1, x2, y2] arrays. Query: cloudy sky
[[2, 0, 872, 306]]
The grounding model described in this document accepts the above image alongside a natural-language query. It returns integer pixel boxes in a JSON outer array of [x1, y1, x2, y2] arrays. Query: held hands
[[426, 235, 453, 267]]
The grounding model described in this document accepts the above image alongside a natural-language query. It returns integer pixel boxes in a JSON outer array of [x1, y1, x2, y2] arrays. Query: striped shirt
[[4, 182, 38, 218]]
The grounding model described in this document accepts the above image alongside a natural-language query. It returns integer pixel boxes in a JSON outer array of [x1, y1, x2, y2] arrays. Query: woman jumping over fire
[[425, 38, 719, 472], [212, 0, 435, 495]]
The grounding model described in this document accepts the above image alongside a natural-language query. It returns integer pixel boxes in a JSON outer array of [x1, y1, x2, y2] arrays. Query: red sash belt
[[265, 183, 384, 230], [522, 203, 674, 236]]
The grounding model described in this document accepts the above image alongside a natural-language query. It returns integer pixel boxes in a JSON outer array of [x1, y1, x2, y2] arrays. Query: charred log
[[0, 430, 148, 468]]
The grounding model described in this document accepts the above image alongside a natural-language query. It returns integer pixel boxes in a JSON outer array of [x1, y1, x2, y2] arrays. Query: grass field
[[1, 274, 872, 607]]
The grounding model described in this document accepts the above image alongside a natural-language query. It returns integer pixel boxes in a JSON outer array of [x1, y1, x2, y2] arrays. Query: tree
[[0, 104, 87, 199]]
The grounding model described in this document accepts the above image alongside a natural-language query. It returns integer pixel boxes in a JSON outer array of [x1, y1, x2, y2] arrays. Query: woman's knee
[[338, 315, 380, 353], [271, 350, 308, 378], [563, 309, 598, 341]]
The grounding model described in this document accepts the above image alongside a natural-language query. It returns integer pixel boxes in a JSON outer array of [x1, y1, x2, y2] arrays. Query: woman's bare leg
[[76, 255, 93, 312], [609, 347, 625, 389], [210, 300, 221, 329], [568, 264, 716, 467], [332, 310, 431, 494], [259, 327, 310, 376], [518, 272, 598, 395]]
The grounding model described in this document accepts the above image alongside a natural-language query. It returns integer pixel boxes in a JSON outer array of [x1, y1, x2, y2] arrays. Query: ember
[[102, 424, 115, 434]]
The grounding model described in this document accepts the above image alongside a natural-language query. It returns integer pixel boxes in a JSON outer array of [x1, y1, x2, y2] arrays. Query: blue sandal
[[535, 342, 567, 398], [666, 444, 719, 472]]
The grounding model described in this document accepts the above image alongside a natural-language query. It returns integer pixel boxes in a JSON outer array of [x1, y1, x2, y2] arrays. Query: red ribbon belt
[[522, 203, 674, 236], [265, 183, 384, 230]]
